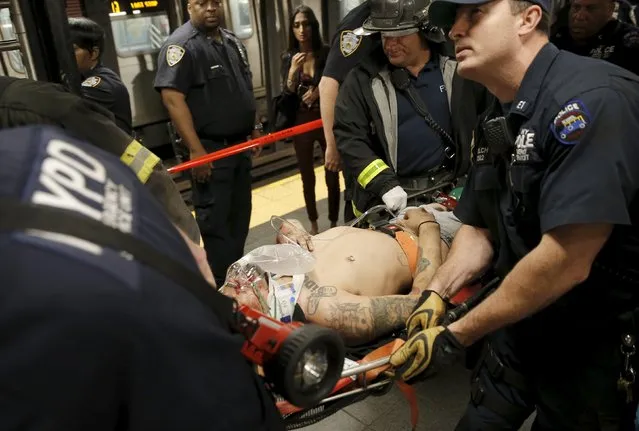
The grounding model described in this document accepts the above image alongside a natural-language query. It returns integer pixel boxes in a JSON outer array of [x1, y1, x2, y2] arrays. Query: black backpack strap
[[390, 68, 457, 161], [0, 198, 237, 330]]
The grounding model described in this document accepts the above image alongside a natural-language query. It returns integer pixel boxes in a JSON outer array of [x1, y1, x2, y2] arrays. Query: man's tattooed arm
[[412, 222, 443, 293], [298, 275, 419, 345]]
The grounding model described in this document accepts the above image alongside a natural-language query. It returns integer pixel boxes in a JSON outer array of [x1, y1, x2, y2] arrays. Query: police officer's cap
[[354, 0, 446, 43], [428, 0, 550, 29]]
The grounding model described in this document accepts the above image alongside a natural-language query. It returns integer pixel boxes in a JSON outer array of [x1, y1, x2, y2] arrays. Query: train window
[[229, 0, 254, 39], [109, 12, 170, 57], [0, 9, 25, 74]]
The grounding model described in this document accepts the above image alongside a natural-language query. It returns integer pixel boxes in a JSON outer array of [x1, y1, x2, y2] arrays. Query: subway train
[[0, 0, 366, 179]]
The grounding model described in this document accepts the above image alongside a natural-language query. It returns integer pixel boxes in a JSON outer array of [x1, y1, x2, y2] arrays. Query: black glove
[[389, 326, 465, 382], [406, 290, 446, 338]]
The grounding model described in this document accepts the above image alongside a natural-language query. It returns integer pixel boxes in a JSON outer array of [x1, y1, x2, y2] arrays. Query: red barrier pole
[[167, 119, 323, 174]]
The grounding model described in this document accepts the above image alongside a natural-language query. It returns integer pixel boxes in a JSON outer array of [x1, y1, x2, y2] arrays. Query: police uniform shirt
[[81, 64, 133, 135], [395, 58, 451, 176], [322, 1, 383, 84], [154, 21, 256, 139], [455, 43, 639, 284], [552, 19, 639, 75], [0, 125, 284, 431]]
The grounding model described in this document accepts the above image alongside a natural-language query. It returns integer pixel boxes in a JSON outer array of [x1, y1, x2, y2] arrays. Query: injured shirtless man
[[220, 204, 462, 345]]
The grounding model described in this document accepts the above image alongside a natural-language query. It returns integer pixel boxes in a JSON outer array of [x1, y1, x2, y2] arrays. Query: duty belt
[[398, 170, 454, 193]]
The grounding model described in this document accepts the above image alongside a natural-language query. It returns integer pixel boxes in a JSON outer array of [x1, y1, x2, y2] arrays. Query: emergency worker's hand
[[289, 53, 307, 74], [190, 145, 212, 183], [396, 207, 437, 234], [382, 186, 408, 212], [325, 145, 341, 172], [390, 326, 464, 382], [406, 290, 446, 337]]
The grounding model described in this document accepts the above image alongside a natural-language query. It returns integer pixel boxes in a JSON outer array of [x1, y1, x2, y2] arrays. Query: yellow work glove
[[390, 326, 465, 382], [407, 290, 447, 338]]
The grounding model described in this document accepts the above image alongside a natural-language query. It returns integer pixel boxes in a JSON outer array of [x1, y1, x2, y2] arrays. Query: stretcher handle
[[341, 356, 391, 378], [444, 276, 500, 324]]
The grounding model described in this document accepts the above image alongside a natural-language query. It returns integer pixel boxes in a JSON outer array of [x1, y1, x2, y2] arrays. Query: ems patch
[[81, 76, 101, 88], [551, 100, 590, 145], [166, 45, 185, 67], [340, 30, 362, 57]]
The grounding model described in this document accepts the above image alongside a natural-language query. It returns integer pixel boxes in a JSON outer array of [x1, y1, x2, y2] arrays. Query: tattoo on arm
[[326, 297, 419, 345], [416, 246, 432, 274], [300, 276, 419, 345], [302, 276, 337, 315], [370, 297, 417, 338]]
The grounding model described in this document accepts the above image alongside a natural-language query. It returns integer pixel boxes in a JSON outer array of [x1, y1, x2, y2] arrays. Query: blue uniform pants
[[191, 139, 252, 287], [456, 325, 639, 431]]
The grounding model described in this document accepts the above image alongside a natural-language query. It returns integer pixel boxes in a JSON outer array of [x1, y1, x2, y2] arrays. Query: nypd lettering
[[30, 138, 134, 254], [551, 100, 590, 145], [514, 128, 535, 162], [340, 30, 362, 57]]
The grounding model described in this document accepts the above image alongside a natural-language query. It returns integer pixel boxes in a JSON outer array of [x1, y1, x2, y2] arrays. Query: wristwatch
[[254, 122, 264, 132]]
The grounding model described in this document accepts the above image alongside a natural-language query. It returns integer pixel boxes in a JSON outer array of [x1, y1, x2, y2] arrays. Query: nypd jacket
[[333, 47, 489, 214], [0, 77, 201, 244]]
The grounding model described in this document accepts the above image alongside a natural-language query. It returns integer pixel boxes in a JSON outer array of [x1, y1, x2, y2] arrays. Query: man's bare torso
[[307, 226, 413, 296]]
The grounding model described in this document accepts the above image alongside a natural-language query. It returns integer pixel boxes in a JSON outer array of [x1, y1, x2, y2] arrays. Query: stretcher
[[278, 276, 500, 430], [273, 189, 478, 429]]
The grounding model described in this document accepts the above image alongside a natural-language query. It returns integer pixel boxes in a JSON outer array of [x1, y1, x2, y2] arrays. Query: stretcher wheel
[[264, 324, 345, 408]]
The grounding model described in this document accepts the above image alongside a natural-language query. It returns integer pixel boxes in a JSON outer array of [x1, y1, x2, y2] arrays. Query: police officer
[[0, 75, 200, 245], [68, 17, 133, 135], [154, 0, 261, 287], [318, 1, 380, 223], [551, 0, 639, 74], [333, 0, 487, 217], [0, 125, 285, 431], [389, 0, 639, 428]]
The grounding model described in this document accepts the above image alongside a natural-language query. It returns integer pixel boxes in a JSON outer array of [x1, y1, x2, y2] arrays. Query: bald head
[[187, 0, 223, 32]]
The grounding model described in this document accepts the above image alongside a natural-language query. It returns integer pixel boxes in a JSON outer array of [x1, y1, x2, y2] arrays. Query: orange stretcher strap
[[394, 231, 418, 276], [356, 339, 419, 430]]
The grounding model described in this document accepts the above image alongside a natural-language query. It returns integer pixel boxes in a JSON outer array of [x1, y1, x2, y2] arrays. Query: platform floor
[[245, 165, 535, 431]]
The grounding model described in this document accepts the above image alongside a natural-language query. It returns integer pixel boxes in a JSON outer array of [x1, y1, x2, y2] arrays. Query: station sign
[[110, 0, 166, 14]]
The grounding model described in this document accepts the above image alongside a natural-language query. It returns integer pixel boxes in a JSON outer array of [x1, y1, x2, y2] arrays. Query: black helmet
[[355, 0, 445, 42]]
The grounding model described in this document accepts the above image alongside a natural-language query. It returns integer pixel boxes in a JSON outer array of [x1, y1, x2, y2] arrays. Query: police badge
[[340, 30, 362, 57], [81, 76, 101, 88], [166, 45, 185, 67]]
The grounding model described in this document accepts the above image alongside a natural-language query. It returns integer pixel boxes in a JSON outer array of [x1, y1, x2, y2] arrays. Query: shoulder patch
[[81, 76, 101, 88], [623, 29, 639, 48], [340, 30, 362, 57], [166, 45, 185, 67], [551, 100, 590, 145]]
